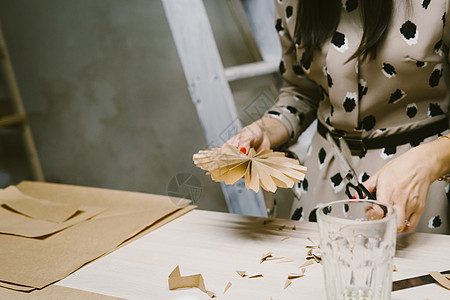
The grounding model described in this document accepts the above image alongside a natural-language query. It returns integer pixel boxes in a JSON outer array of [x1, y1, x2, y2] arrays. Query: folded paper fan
[[193, 145, 307, 193]]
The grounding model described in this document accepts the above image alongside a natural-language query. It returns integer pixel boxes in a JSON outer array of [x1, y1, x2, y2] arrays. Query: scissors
[[326, 133, 376, 200]]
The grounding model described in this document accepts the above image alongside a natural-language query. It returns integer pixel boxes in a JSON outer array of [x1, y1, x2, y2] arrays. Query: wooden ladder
[[162, 0, 281, 217], [0, 25, 45, 182]]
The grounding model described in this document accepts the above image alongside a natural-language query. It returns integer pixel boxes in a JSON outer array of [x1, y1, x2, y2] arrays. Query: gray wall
[[0, 0, 292, 216]]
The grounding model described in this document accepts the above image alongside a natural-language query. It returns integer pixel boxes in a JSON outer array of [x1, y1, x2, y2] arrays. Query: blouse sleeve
[[264, 0, 323, 148]]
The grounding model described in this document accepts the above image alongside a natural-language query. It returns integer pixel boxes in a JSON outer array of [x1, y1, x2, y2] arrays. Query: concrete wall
[[0, 0, 293, 214]]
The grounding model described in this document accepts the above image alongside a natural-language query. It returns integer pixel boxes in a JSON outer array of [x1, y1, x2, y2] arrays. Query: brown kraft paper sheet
[[0, 181, 192, 291]]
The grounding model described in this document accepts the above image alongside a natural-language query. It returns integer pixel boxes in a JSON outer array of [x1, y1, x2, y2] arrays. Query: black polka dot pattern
[[330, 173, 343, 188], [422, 0, 431, 9], [358, 79, 368, 101], [318, 147, 326, 167], [344, 203, 349, 213], [291, 207, 303, 220], [358, 115, 376, 131], [302, 178, 308, 192], [416, 61, 427, 67], [327, 72, 333, 88], [343, 93, 357, 112], [279, 60, 286, 75], [293, 95, 303, 101], [400, 20, 418, 45], [285, 6, 293, 20], [331, 32, 348, 52], [382, 63, 396, 78], [406, 103, 418, 118], [344, 0, 358, 12], [428, 103, 444, 117], [267, 110, 281, 117], [381, 146, 397, 159], [428, 216, 442, 228], [308, 208, 318, 222], [434, 39, 443, 55], [360, 172, 370, 182], [275, 18, 284, 36], [285, 105, 298, 114], [429, 64, 443, 87], [388, 89, 406, 104]]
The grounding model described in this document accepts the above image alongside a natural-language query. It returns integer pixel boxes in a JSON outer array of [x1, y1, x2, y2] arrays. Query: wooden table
[[57, 210, 450, 299]]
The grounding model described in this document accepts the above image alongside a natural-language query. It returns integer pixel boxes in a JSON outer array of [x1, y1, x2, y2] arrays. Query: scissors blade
[[326, 133, 358, 185], [392, 270, 450, 291]]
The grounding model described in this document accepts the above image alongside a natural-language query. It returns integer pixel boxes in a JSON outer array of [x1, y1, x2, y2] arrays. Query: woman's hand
[[364, 135, 450, 232], [224, 117, 290, 154]]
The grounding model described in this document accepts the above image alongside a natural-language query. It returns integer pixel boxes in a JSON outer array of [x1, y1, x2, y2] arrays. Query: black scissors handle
[[345, 182, 376, 200]]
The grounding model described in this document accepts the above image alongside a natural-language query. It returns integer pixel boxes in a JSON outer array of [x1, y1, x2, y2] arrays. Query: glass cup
[[317, 200, 397, 300]]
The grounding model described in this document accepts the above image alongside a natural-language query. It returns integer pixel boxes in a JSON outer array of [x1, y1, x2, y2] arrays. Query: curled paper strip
[[193, 145, 307, 193]]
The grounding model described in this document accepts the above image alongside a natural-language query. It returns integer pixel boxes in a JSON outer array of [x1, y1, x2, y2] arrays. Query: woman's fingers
[[403, 212, 420, 233], [364, 172, 408, 232], [256, 137, 271, 152], [224, 128, 255, 150]]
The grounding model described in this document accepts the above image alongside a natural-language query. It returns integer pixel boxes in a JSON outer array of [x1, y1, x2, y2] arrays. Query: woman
[[227, 0, 450, 233]]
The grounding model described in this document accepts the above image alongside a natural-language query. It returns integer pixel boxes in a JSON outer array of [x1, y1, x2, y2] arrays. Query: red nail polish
[[240, 147, 247, 154], [351, 196, 357, 199]]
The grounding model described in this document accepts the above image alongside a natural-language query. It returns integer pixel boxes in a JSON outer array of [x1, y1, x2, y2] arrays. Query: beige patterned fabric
[[265, 0, 449, 233]]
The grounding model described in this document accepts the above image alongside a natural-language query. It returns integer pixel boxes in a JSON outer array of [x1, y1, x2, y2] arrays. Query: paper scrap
[[223, 282, 232, 294], [312, 254, 321, 263], [193, 145, 307, 193], [288, 273, 305, 280], [285, 271, 305, 289], [236, 270, 247, 277], [0, 186, 80, 223], [168, 266, 215, 298], [429, 271, 450, 290], [276, 257, 294, 264], [284, 279, 292, 289], [265, 256, 284, 261], [299, 260, 314, 268], [260, 251, 273, 264], [281, 236, 290, 241], [235, 270, 263, 279], [247, 273, 263, 278]]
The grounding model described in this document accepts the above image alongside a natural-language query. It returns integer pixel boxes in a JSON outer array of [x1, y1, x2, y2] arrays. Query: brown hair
[[294, 0, 393, 63]]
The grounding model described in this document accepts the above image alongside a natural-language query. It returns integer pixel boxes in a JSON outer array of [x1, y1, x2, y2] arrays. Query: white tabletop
[[57, 210, 450, 300]]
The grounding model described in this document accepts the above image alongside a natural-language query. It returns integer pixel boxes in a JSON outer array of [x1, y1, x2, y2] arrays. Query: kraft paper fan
[[193, 145, 307, 193]]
